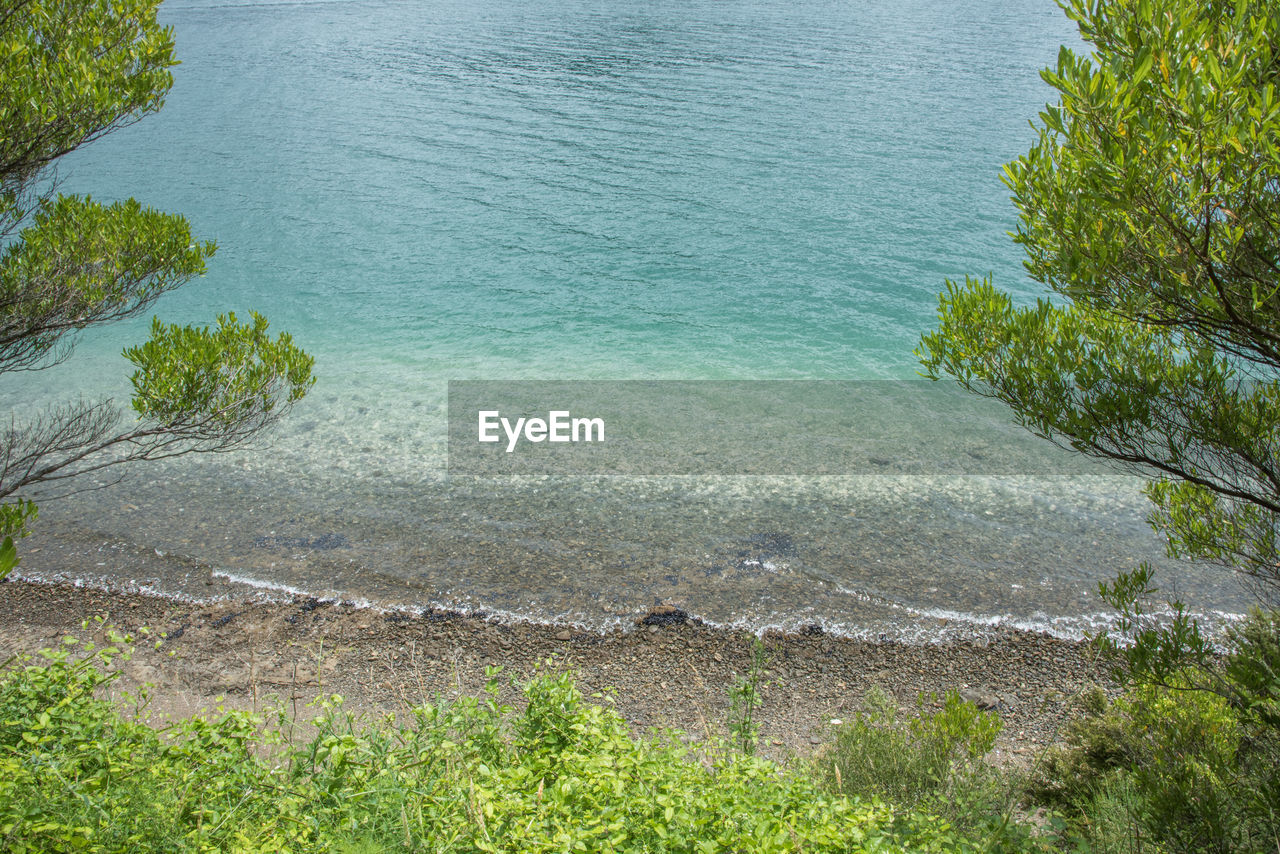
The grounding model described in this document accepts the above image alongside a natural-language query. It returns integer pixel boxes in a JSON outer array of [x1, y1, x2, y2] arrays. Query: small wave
[[822, 581, 1247, 644]]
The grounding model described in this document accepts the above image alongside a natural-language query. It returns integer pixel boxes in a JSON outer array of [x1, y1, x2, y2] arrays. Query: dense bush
[[1031, 609, 1280, 853], [0, 638, 985, 853], [816, 687, 1038, 848]]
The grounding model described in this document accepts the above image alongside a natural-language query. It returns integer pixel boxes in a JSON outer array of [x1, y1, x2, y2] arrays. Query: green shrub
[[817, 687, 1035, 847], [0, 636, 171, 852], [1063, 776, 1152, 854], [1033, 681, 1258, 853], [1034, 609, 1280, 853], [1223, 609, 1280, 731], [0, 637, 318, 852], [1027, 687, 1127, 811], [0, 640, 985, 853]]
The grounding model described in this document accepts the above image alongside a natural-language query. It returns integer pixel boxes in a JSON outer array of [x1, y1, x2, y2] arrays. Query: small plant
[[819, 686, 1030, 845], [727, 636, 768, 755]]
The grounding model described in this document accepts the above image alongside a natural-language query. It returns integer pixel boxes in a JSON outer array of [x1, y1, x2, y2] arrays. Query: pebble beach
[[0, 578, 1110, 766]]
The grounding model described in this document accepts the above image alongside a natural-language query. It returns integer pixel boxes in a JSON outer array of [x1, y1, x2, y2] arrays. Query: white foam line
[[14, 570, 239, 607], [17, 568, 1245, 646], [825, 580, 1246, 643], [0, 568, 1084, 643], [212, 570, 332, 600], [213, 573, 618, 632]]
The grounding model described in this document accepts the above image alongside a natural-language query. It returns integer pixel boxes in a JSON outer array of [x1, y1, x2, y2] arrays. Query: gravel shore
[[0, 578, 1110, 765]]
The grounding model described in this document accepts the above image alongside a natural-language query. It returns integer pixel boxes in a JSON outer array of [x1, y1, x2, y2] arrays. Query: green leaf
[[0, 537, 16, 582]]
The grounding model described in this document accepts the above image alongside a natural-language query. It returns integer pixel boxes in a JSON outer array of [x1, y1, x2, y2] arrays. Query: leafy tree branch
[[0, 0, 314, 579]]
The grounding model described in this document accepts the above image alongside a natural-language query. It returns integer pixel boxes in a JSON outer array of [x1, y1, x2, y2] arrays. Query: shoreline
[[14, 528, 1142, 645], [0, 577, 1111, 764]]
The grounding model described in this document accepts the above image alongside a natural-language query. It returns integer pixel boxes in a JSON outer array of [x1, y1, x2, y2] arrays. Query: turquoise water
[[53, 0, 1069, 379], [6, 0, 1251, 637]]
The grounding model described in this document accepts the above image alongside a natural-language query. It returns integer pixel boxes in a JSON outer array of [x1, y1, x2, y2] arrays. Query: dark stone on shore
[[959, 687, 1005, 711], [641, 605, 694, 626], [423, 609, 466, 623]]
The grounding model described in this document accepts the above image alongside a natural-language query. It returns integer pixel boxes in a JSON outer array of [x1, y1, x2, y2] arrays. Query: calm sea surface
[[3, 0, 1251, 638]]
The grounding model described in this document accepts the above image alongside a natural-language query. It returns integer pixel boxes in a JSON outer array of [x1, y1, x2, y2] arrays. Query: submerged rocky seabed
[[14, 425, 1252, 645]]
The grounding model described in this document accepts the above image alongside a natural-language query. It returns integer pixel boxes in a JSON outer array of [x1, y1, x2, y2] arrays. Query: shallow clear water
[[4, 0, 1252, 637]]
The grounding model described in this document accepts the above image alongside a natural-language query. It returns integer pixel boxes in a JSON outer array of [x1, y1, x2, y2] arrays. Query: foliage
[[1096, 564, 1280, 729], [0, 0, 312, 546], [914, 1, 1280, 844], [0, 497, 34, 580], [726, 636, 768, 755], [817, 687, 1030, 846], [1059, 775, 1153, 854], [0, 642, 989, 853], [126, 312, 313, 437], [1032, 611, 1280, 852], [917, 0, 1280, 594]]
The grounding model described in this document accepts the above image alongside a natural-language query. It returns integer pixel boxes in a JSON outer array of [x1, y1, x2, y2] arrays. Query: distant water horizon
[[2, 0, 1254, 639]]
